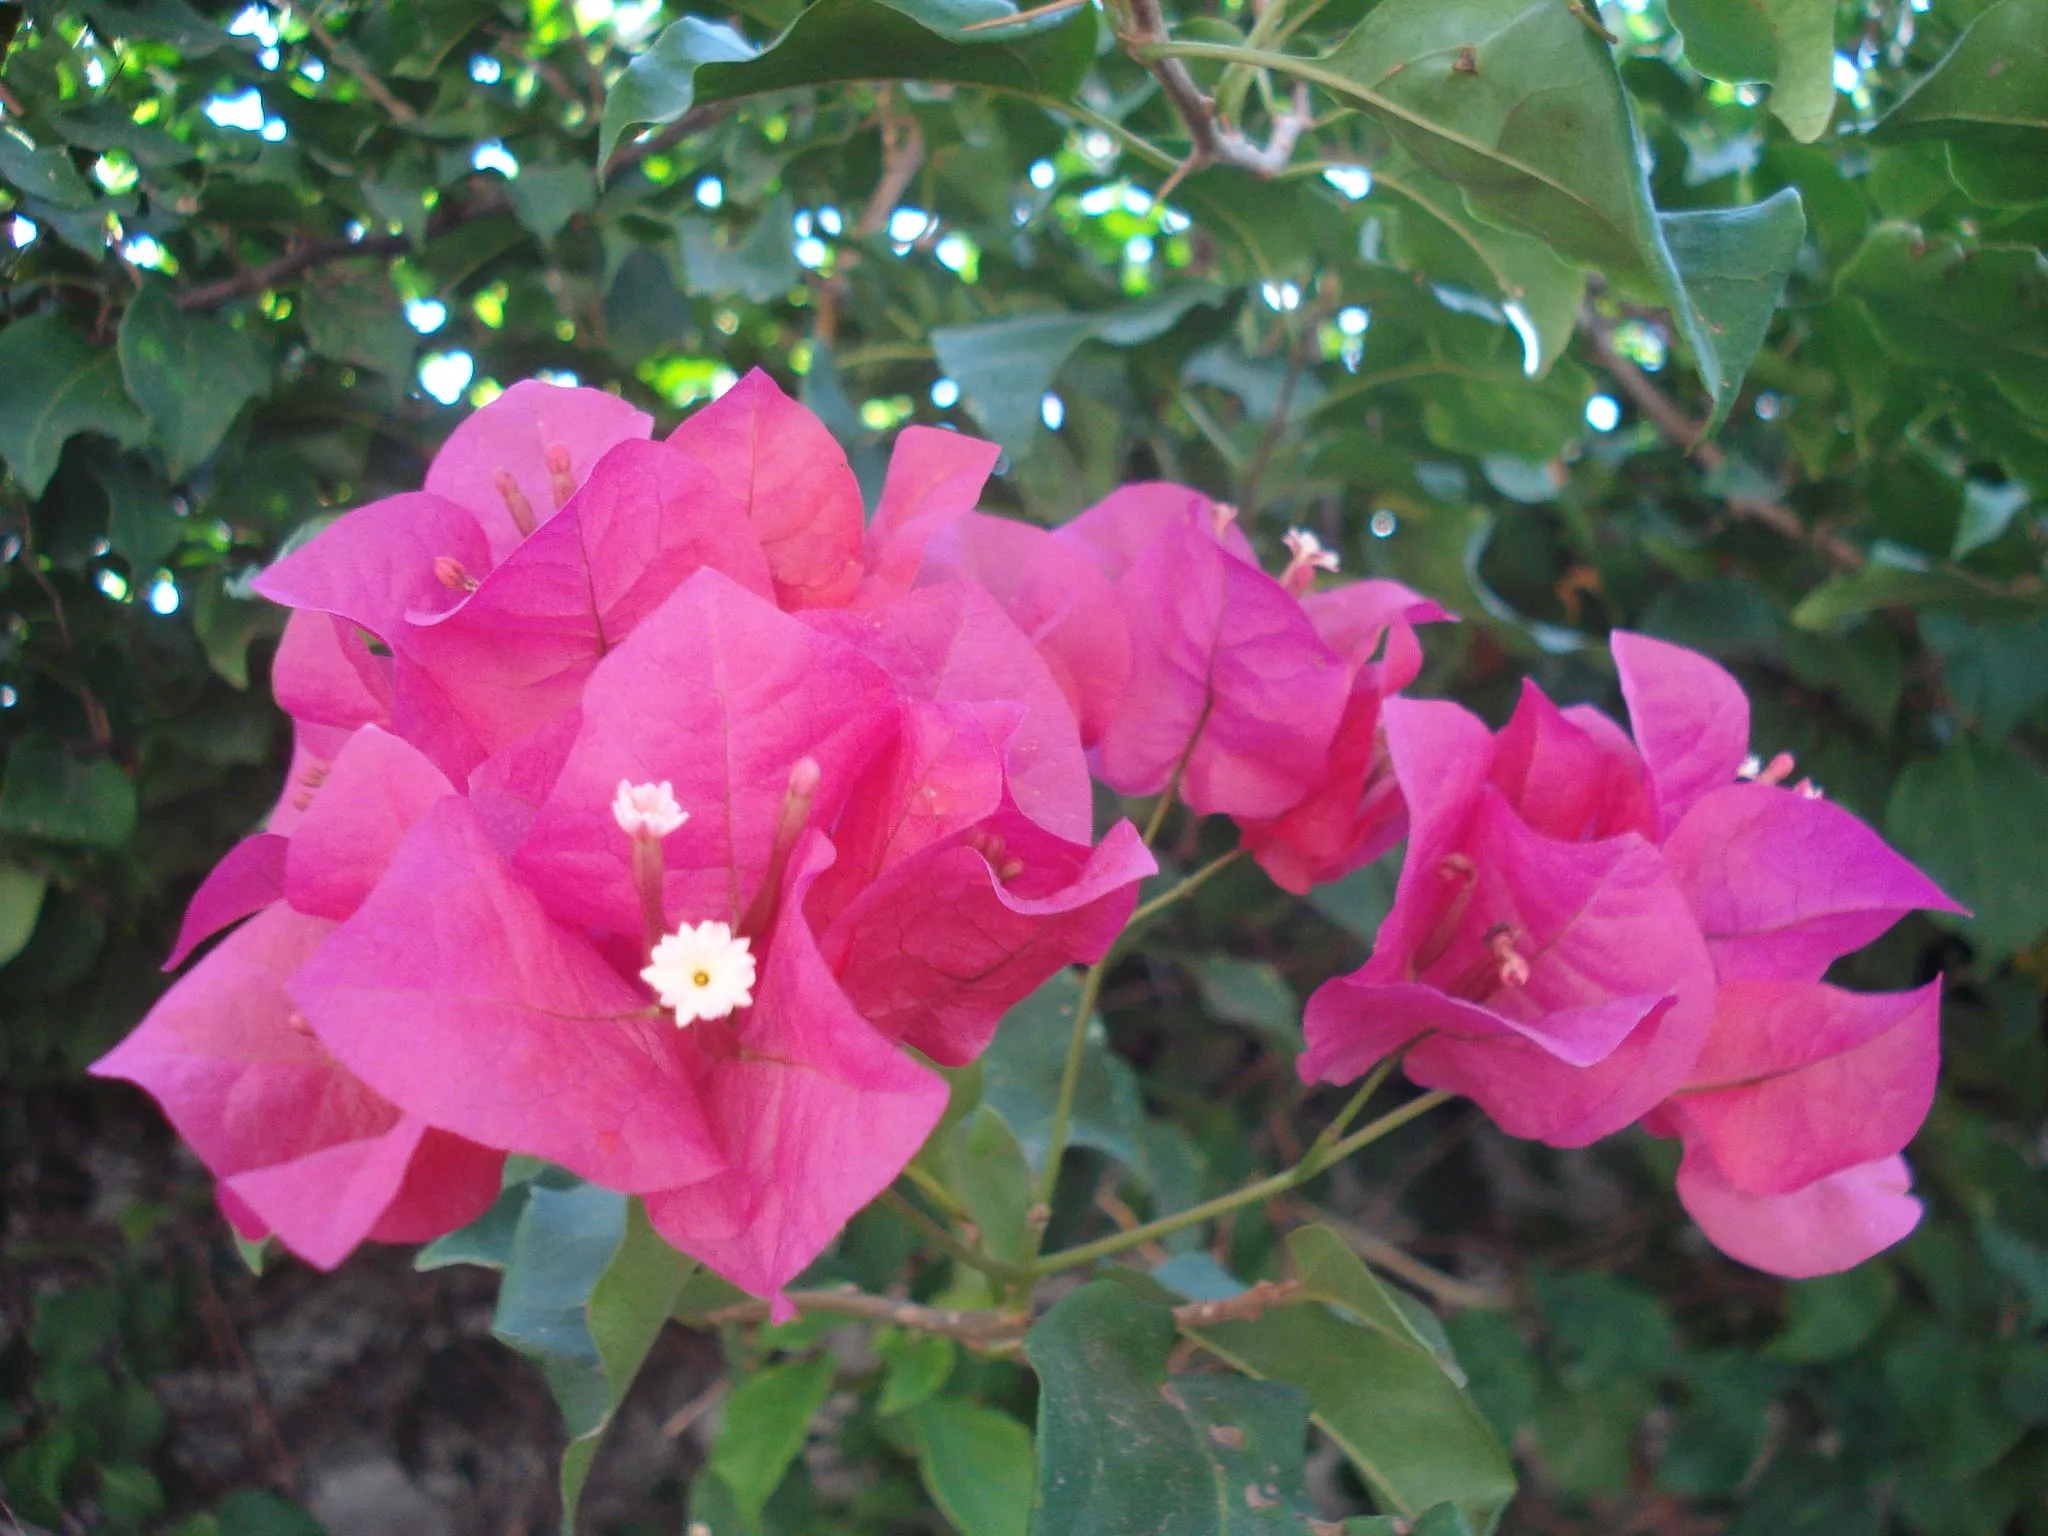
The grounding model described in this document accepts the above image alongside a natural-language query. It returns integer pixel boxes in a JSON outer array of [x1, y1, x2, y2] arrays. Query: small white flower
[[641, 921, 756, 1025], [1283, 528, 1340, 574], [614, 779, 687, 840]]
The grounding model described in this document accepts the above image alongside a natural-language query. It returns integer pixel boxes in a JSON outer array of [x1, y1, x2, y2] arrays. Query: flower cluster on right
[[981, 493, 1960, 1279]]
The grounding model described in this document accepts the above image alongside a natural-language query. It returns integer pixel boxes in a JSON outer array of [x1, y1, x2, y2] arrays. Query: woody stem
[[1032, 1090, 1452, 1276]]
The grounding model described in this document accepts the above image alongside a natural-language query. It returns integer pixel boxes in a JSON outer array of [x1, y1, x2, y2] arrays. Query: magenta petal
[[166, 833, 288, 970], [864, 425, 1002, 592], [290, 798, 723, 1194], [811, 700, 1008, 927], [667, 368, 865, 609], [516, 570, 898, 939], [645, 834, 947, 1298], [1490, 681, 1654, 843], [1093, 514, 1348, 818], [825, 813, 1154, 1066], [1365, 698, 1497, 965], [272, 610, 392, 732], [1302, 580, 1453, 681], [367, 1127, 508, 1243], [224, 1113, 501, 1271], [467, 709, 582, 860], [915, 513, 1132, 749], [93, 903, 453, 1272], [268, 721, 355, 835], [1057, 482, 1254, 578], [807, 582, 1093, 842], [1663, 782, 1965, 980], [1669, 979, 1941, 1195], [1677, 1149, 1923, 1278], [284, 726, 454, 921], [401, 438, 776, 771], [1611, 630, 1751, 837], [252, 492, 490, 647], [423, 379, 652, 559]]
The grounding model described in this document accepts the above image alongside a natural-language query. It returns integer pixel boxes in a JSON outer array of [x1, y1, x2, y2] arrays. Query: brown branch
[[1579, 304, 1865, 571], [305, 13, 420, 126], [855, 86, 928, 239], [600, 103, 732, 182], [703, 1287, 1032, 1350], [176, 185, 515, 312], [1122, 0, 1313, 189], [699, 1278, 1307, 1350]]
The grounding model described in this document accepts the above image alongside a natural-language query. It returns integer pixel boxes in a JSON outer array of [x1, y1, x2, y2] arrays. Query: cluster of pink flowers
[[97, 374, 1956, 1303], [1302, 636, 1959, 1276]]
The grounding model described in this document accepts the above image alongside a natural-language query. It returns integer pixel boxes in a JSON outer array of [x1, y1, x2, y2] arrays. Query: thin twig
[[855, 87, 928, 239], [698, 1278, 1305, 1348], [1121, 0, 1314, 184], [1578, 303, 1865, 570], [1284, 1201, 1505, 1311], [1126, 846, 1244, 928], [305, 12, 420, 126]]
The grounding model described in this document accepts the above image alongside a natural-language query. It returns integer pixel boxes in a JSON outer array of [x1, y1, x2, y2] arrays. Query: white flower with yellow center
[[641, 920, 756, 1025], [613, 779, 688, 840]]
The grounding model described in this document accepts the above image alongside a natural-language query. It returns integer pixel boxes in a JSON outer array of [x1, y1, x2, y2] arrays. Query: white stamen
[[1281, 528, 1341, 593], [1283, 528, 1339, 573], [641, 921, 756, 1024], [614, 780, 688, 840]]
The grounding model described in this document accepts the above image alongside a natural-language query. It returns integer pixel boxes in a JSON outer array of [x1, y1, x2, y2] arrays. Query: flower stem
[[1031, 1090, 1452, 1276], [881, 1189, 1034, 1284], [1126, 846, 1245, 928], [1028, 952, 1113, 1214]]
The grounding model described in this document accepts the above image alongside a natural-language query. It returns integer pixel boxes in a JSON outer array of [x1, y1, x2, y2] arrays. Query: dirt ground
[[2, 1081, 724, 1536]]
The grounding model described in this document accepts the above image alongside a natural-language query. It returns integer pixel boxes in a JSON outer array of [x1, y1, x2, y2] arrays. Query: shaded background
[[2, 0, 2044, 1531]]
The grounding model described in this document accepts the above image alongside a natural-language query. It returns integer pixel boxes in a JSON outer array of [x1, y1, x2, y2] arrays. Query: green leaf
[[1667, 0, 1837, 140], [298, 278, 418, 383], [0, 739, 138, 850], [599, 18, 759, 170], [1191, 957, 1302, 1051], [954, 1104, 1035, 1266], [1920, 608, 2048, 738], [0, 314, 150, 498], [1658, 188, 1806, 430], [1876, 0, 2048, 204], [1345, 1507, 1477, 1536], [1791, 560, 2039, 631], [1768, 1266, 1898, 1364], [932, 287, 1222, 451], [507, 161, 597, 241], [117, 283, 269, 480], [486, 1182, 690, 1533], [417, 1181, 534, 1272], [562, 1198, 693, 1525], [708, 1355, 836, 1524], [1838, 227, 2048, 426], [910, 1398, 1034, 1536], [1886, 740, 2048, 958], [1377, 156, 1588, 377], [680, 194, 803, 305], [213, 1489, 326, 1536], [0, 125, 97, 209], [94, 459, 185, 575], [0, 864, 49, 970], [875, 1329, 957, 1415], [602, 1, 1096, 168], [981, 970, 1147, 1176], [1186, 1226, 1516, 1529], [1026, 1281, 1317, 1534]]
